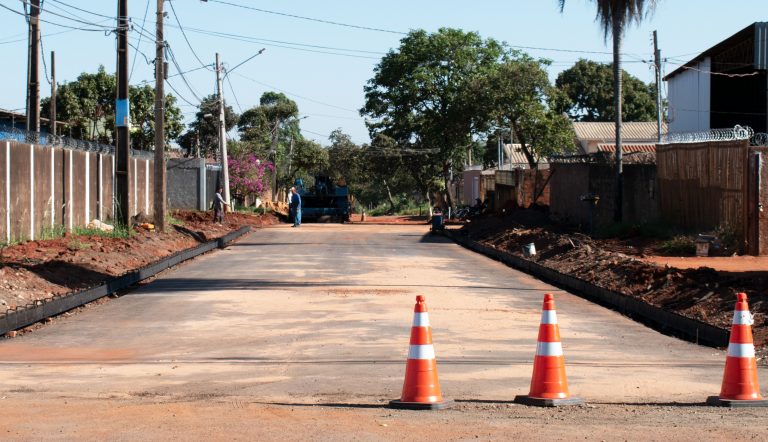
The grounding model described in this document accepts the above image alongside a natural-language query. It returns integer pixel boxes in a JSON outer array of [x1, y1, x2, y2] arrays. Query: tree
[[556, 59, 657, 122], [362, 28, 505, 209], [327, 129, 363, 184], [237, 92, 299, 201], [177, 94, 237, 158], [41, 65, 184, 149], [289, 138, 328, 184], [129, 83, 184, 150], [228, 152, 273, 202], [558, 0, 657, 222], [475, 55, 575, 168]]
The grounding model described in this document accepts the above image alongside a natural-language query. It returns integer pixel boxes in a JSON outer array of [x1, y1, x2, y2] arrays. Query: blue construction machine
[[296, 176, 353, 222]]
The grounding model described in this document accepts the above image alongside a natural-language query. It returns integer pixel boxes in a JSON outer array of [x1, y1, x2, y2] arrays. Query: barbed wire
[[660, 125, 754, 144], [0, 124, 153, 159], [752, 132, 768, 147]]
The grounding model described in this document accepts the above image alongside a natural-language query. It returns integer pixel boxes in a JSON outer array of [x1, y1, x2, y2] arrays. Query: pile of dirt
[[0, 210, 279, 311], [461, 213, 767, 359]]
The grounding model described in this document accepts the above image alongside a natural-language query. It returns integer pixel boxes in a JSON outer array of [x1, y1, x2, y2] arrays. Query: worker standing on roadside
[[213, 187, 230, 225], [290, 186, 302, 228]]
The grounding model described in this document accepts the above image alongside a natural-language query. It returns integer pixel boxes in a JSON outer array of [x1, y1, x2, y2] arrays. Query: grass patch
[[368, 200, 428, 216], [659, 235, 696, 255], [166, 214, 184, 226]]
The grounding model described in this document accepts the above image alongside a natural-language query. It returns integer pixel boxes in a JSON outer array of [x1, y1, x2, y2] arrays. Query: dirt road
[[0, 224, 766, 440]]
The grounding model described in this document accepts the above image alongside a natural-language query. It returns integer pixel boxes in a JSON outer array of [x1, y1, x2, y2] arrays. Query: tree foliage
[[176, 94, 238, 158], [555, 59, 657, 122], [475, 55, 575, 167], [40, 65, 183, 149], [362, 28, 506, 207], [228, 153, 273, 200]]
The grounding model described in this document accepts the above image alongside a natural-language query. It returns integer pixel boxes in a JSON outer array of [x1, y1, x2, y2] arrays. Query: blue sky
[[1, 0, 766, 145]]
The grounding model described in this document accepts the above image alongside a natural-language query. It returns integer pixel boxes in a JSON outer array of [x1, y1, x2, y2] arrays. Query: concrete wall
[[167, 159, 221, 211], [667, 57, 711, 133], [550, 163, 659, 229], [1, 140, 153, 243]]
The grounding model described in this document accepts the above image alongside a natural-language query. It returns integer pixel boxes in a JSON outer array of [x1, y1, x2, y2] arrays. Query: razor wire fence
[[0, 124, 154, 159], [660, 125, 755, 144]]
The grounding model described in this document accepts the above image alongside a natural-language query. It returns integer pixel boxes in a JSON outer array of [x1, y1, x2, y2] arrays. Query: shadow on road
[[126, 278, 559, 293]]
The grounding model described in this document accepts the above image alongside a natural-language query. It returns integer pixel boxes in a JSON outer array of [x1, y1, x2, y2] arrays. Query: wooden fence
[[657, 140, 768, 255]]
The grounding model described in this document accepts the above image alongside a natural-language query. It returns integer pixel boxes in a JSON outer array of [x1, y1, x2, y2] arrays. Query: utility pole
[[153, 0, 166, 231], [215, 53, 231, 209], [49, 51, 56, 137], [26, 0, 41, 134], [271, 116, 279, 202], [115, 0, 131, 226], [653, 30, 663, 143]]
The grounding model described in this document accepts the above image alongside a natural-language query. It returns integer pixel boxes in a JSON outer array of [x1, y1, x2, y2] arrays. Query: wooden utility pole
[[215, 53, 231, 209], [271, 116, 279, 202], [50, 51, 56, 137], [653, 30, 663, 143], [153, 0, 166, 231], [115, 0, 131, 225], [26, 0, 41, 134]]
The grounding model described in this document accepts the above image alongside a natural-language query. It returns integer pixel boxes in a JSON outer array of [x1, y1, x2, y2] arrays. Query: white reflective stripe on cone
[[732, 311, 754, 326], [540, 310, 558, 325], [727, 343, 756, 358], [536, 341, 563, 357], [412, 312, 430, 327], [408, 344, 436, 360]]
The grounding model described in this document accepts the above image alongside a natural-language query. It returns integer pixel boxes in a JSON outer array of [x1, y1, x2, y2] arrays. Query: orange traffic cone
[[389, 295, 452, 410], [707, 293, 767, 407], [515, 293, 583, 406]]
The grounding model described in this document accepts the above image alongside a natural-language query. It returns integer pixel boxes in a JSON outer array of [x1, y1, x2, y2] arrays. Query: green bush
[[659, 235, 696, 255]]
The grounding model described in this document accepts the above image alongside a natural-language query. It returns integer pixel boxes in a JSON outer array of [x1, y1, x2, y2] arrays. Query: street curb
[[0, 226, 251, 335], [443, 229, 730, 348]]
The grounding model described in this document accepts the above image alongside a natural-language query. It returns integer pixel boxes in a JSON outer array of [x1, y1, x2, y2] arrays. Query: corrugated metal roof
[[757, 22, 768, 69], [597, 143, 657, 153], [665, 22, 768, 80], [502, 143, 548, 167], [572, 122, 666, 142]]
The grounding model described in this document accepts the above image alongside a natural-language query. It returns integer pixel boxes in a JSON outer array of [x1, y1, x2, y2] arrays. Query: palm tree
[[558, 0, 656, 222]]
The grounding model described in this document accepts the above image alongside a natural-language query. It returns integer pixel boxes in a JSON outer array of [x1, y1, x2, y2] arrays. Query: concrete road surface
[[0, 224, 764, 406]]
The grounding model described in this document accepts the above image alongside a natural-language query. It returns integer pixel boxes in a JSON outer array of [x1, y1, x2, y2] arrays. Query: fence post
[[30, 144, 35, 240], [5, 142, 9, 243]]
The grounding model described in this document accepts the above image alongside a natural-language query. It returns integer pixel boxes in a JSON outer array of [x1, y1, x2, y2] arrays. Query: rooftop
[[664, 22, 768, 80], [573, 121, 666, 142]]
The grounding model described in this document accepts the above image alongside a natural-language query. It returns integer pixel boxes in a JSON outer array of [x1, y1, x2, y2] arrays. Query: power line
[[225, 74, 243, 113], [231, 72, 360, 113], [165, 77, 199, 107], [167, 0, 213, 71], [0, 2, 110, 32], [166, 44, 204, 102], [167, 63, 213, 79], [168, 24, 382, 60], [17, 0, 114, 30], [205, 0, 406, 35], [129, 0, 150, 81]]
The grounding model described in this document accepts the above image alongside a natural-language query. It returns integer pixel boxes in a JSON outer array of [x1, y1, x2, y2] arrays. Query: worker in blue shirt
[[290, 186, 302, 227]]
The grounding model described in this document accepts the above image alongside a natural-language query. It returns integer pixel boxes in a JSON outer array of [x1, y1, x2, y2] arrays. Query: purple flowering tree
[[228, 153, 274, 204]]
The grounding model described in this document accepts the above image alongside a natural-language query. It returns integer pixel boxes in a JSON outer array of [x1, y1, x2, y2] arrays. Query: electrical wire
[[129, 0, 151, 81], [225, 74, 243, 113], [165, 77, 200, 107], [167, 0, 213, 71], [167, 64, 213, 79], [205, 0, 406, 35], [231, 72, 359, 113], [168, 24, 382, 60], [166, 44, 203, 102], [16, 0, 114, 30]]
